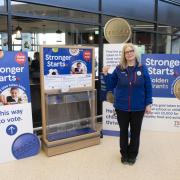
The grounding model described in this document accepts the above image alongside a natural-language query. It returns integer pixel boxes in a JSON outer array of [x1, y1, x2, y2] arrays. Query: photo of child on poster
[[0, 86, 28, 105], [71, 61, 87, 74]]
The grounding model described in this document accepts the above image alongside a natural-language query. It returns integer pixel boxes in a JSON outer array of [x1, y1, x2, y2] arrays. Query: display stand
[[40, 45, 100, 156]]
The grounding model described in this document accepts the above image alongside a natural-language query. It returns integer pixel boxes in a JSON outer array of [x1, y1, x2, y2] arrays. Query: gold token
[[104, 18, 132, 44], [174, 79, 180, 100]]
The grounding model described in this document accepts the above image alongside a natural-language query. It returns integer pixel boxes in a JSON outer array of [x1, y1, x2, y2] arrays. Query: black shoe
[[128, 158, 136, 165], [121, 156, 128, 164]]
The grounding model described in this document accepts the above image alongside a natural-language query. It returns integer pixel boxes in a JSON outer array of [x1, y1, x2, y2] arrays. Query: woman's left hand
[[145, 104, 152, 114]]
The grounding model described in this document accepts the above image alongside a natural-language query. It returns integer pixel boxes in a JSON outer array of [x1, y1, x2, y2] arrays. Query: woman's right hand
[[102, 65, 110, 75]]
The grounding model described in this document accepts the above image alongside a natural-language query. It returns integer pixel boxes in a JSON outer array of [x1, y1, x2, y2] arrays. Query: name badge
[[137, 71, 141, 76]]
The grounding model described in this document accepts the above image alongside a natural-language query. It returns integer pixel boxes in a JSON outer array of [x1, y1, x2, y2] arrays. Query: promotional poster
[[0, 51, 40, 163], [43, 47, 93, 91], [103, 52, 180, 135], [142, 54, 180, 131]]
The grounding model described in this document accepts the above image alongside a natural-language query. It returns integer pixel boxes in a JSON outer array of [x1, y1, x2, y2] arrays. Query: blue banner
[[0, 51, 40, 163], [43, 47, 92, 75], [43, 47, 93, 90], [142, 54, 180, 98], [0, 51, 31, 103]]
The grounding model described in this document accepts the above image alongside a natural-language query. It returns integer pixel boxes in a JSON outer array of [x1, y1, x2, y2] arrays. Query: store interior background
[[0, 0, 179, 131]]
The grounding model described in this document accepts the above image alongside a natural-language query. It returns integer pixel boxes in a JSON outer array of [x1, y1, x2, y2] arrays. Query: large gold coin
[[174, 79, 180, 100], [104, 18, 132, 44]]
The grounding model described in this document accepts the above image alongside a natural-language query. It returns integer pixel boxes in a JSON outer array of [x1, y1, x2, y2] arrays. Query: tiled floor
[[0, 131, 180, 180]]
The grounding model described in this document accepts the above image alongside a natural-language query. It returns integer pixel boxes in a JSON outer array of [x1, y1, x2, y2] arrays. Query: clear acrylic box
[[45, 90, 96, 141]]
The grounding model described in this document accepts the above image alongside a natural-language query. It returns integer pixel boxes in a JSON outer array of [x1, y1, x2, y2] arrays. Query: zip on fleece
[[128, 74, 131, 111], [127, 69, 137, 111]]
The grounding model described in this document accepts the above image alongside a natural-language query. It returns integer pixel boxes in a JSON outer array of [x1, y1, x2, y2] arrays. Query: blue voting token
[[12, 133, 41, 159]]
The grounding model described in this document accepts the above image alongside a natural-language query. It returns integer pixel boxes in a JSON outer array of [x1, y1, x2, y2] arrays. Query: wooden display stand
[[42, 131, 100, 156], [40, 45, 100, 156]]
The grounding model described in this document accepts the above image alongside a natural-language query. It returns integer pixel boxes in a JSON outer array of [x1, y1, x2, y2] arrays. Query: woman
[[102, 43, 152, 165]]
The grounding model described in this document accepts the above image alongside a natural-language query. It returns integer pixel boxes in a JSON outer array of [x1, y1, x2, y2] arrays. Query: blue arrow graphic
[[6, 125, 18, 136]]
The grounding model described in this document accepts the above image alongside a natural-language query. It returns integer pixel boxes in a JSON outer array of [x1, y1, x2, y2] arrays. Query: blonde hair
[[120, 43, 140, 69]]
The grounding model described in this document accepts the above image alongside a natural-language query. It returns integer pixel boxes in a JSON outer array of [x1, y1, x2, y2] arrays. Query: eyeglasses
[[125, 49, 134, 55]]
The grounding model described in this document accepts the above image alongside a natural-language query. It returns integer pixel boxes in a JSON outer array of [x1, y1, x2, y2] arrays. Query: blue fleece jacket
[[103, 63, 152, 111]]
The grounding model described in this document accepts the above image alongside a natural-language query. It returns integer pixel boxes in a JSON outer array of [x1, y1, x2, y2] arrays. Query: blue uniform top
[[103, 63, 152, 111]]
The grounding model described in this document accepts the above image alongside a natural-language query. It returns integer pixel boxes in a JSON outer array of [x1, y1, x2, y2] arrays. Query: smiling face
[[124, 46, 136, 65], [11, 89, 18, 98], [77, 63, 82, 68]]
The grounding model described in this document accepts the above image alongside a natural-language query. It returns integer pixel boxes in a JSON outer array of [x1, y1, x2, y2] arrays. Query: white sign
[[0, 104, 33, 163], [103, 101, 119, 136], [103, 44, 123, 73], [143, 97, 180, 132], [44, 74, 92, 92]]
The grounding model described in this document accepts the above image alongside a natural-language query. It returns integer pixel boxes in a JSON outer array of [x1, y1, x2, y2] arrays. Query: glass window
[[102, 0, 154, 21], [0, 15, 7, 50], [12, 17, 99, 49], [12, 17, 99, 67], [11, 1, 98, 24], [157, 25, 180, 35], [12, 0, 99, 12], [129, 20, 154, 31], [158, 25, 173, 34], [157, 34, 172, 53], [172, 35, 180, 54], [102, 15, 115, 26], [132, 31, 155, 54], [0, 0, 6, 13], [158, 1, 180, 27], [172, 27, 180, 35]]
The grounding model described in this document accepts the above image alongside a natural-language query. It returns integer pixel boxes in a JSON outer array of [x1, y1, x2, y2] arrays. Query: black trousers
[[115, 109, 145, 159]]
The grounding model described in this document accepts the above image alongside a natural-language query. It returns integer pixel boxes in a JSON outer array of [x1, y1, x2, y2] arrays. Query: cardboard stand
[[40, 45, 100, 156]]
